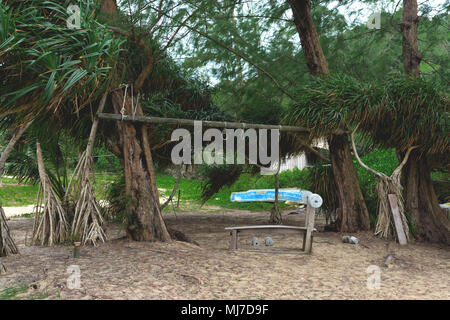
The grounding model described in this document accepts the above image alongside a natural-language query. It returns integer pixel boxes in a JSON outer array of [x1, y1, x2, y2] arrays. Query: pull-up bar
[[97, 113, 309, 133]]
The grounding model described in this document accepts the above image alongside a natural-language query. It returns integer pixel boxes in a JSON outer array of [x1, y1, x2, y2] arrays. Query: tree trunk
[[288, 0, 329, 76], [33, 142, 69, 245], [269, 165, 282, 224], [329, 133, 370, 232], [100, 0, 118, 14], [289, 0, 370, 231], [402, 151, 450, 244], [399, 1, 448, 243], [99, 0, 170, 242], [111, 91, 171, 241], [141, 124, 161, 210], [402, 0, 421, 76], [0, 121, 32, 185], [1, 205, 19, 257]]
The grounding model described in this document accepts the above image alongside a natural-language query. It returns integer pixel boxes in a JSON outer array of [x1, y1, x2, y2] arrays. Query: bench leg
[[304, 230, 313, 253], [304, 204, 315, 254], [230, 230, 238, 250], [302, 232, 307, 251]]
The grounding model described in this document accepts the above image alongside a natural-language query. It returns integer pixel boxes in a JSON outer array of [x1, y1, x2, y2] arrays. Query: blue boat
[[230, 188, 311, 204]]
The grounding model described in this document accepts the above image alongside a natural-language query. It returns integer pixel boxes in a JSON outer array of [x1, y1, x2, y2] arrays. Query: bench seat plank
[[225, 225, 317, 233]]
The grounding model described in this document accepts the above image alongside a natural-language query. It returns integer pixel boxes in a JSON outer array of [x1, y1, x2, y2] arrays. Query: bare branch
[[420, 57, 450, 84], [108, 26, 130, 37], [391, 145, 419, 179], [146, 0, 165, 34], [154, 7, 202, 61], [160, 165, 184, 210], [299, 140, 330, 163], [350, 123, 384, 178], [187, 26, 295, 100], [217, 14, 293, 23], [108, 25, 155, 92]]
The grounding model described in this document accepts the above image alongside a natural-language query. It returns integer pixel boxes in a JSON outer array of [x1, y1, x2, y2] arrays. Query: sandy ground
[[0, 208, 449, 300], [2, 205, 35, 217]]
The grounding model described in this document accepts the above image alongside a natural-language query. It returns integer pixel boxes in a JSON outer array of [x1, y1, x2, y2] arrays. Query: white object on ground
[[349, 236, 359, 244], [342, 235, 358, 244], [264, 237, 274, 246]]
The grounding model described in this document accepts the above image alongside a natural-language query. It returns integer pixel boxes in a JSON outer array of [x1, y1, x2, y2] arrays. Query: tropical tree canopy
[[285, 73, 449, 158]]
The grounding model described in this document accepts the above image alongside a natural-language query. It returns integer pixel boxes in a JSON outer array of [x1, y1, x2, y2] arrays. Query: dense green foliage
[[0, 0, 122, 130]]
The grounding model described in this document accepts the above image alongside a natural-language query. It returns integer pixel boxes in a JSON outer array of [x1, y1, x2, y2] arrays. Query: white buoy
[[308, 194, 323, 208]]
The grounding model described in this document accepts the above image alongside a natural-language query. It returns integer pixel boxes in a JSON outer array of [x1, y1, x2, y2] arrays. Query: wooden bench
[[225, 204, 317, 253]]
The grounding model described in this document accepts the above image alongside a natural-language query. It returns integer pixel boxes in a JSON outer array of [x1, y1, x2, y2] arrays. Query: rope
[[131, 83, 137, 119], [120, 84, 128, 120], [132, 92, 139, 119]]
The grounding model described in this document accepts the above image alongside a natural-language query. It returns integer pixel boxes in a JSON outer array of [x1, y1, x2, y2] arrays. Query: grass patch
[[0, 284, 29, 300], [0, 173, 119, 207], [29, 291, 49, 300], [0, 284, 49, 300], [0, 184, 39, 206], [10, 212, 33, 218], [156, 173, 203, 202]]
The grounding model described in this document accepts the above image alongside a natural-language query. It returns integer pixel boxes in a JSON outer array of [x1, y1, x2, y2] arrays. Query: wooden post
[[302, 232, 307, 251], [230, 230, 238, 250], [73, 242, 81, 258], [304, 203, 315, 253], [388, 194, 408, 245]]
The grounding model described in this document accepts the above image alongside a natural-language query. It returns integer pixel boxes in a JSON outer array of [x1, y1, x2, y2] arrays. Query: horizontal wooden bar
[[97, 113, 309, 133]]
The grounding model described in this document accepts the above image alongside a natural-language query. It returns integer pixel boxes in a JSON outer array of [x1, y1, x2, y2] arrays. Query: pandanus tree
[[286, 72, 449, 243], [0, 0, 122, 247], [288, 0, 448, 240], [0, 204, 18, 257], [97, 0, 199, 241], [1, 0, 229, 244], [285, 74, 373, 230], [288, 0, 370, 232], [96, 0, 241, 241], [359, 76, 450, 243]]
